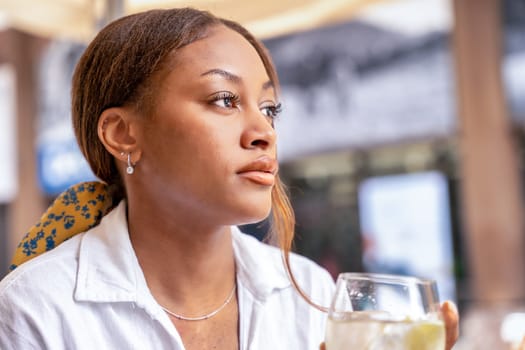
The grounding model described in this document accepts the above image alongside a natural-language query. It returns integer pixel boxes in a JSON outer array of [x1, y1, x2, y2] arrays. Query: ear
[[97, 107, 143, 165]]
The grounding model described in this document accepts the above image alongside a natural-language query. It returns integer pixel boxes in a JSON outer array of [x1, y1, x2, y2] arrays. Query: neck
[[125, 197, 237, 315]]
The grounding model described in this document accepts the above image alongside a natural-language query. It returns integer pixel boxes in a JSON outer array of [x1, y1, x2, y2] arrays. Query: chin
[[234, 206, 272, 226], [227, 192, 272, 224]]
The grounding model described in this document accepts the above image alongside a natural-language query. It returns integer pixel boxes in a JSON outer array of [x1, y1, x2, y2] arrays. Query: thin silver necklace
[[160, 284, 237, 321]]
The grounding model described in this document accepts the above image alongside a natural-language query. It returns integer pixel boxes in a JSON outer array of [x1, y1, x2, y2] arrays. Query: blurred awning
[[0, 0, 451, 41]]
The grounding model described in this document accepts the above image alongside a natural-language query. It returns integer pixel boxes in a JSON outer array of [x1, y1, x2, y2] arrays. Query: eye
[[260, 102, 282, 120], [210, 92, 240, 109]]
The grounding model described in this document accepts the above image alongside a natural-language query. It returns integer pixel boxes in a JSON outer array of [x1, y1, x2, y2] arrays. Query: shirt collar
[[74, 201, 291, 304], [231, 226, 291, 301], [75, 201, 141, 303]]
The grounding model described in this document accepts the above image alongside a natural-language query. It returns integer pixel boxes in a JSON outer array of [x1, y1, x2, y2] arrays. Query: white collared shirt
[[0, 202, 335, 349]]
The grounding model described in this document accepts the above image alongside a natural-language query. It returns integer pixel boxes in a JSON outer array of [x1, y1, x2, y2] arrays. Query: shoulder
[[0, 234, 85, 348], [0, 201, 127, 299], [0, 235, 82, 311], [0, 233, 83, 297]]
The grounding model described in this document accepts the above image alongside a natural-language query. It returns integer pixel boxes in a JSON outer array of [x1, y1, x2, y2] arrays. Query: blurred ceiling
[[0, 0, 451, 41]]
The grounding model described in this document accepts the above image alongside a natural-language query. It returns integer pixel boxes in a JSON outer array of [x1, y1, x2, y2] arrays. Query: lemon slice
[[404, 320, 446, 350]]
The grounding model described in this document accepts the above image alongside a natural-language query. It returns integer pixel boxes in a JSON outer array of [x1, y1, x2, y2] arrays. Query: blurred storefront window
[[276, 141, 463, 298], [358, 171, 456, 301], [0, 64, 17, 203]]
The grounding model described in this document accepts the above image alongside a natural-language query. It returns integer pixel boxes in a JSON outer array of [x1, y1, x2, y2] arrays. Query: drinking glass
[[325, 273, 445, 350]]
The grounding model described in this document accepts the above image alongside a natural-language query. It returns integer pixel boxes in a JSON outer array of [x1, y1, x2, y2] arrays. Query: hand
[[441, 300, 459, 350], [517, 336, 525, 350]]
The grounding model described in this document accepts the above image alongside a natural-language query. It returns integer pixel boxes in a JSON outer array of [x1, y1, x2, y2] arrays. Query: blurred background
[[0, 0, 524, 348]]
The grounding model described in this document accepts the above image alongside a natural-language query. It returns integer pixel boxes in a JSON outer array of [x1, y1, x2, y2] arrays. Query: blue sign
[[37, 137, 96, 195]]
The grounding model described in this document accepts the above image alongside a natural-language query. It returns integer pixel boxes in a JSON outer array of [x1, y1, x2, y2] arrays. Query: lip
[[237, 156, 278, 186]]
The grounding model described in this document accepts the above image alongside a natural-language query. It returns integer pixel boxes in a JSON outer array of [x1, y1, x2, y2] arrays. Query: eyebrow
[[201, 68, 274, 91]]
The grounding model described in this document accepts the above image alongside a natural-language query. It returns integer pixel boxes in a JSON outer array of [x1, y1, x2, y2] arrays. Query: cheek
[[144, 120, 236, 176], [183, 121, 240, 162]]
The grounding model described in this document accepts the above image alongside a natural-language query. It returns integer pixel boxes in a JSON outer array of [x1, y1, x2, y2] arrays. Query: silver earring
[[126, 153, 134, 175]]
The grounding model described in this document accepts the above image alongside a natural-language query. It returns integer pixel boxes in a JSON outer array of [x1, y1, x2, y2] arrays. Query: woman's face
[[133, 25, 279, 226]]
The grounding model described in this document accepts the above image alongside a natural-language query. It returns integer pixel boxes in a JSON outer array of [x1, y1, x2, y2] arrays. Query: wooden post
[[1, 30, 47, 271], [453, 0, 525, 302], [453, 0, 525, 346], [454, 0, 525, 301]]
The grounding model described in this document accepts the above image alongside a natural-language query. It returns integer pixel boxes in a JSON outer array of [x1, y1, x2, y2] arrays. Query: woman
[[0, 8, 458, 349]]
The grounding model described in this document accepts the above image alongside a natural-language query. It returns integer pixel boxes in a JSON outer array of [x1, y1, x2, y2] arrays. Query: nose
[[240, 107, 277, 151]]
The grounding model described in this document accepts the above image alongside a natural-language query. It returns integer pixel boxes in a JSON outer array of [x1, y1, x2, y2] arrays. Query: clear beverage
[[326, 273, 444, 350], [325, 313, 445, 350]]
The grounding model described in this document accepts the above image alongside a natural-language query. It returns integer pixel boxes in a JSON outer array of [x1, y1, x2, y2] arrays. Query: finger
[[320, 342, 326, 350], [441, 301, 459, 350], [518, 336, 525, 350]]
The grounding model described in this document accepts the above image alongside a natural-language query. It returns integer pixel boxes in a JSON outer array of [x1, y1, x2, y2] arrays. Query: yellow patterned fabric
[[10, 181, 117, 271]]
